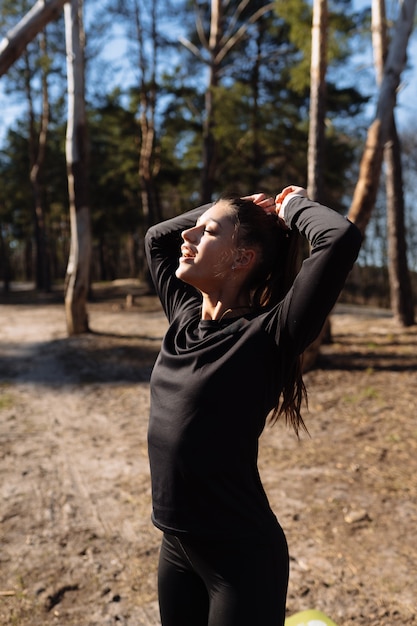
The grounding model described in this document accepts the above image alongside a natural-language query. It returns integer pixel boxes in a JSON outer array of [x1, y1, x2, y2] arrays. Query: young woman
[[145, 186, 362, 626]]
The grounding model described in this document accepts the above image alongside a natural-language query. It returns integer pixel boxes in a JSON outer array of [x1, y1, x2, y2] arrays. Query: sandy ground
[[0, 285, 416, 625]]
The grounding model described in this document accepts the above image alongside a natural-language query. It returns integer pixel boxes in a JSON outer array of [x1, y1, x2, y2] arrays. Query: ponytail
[[220, 194, 308, 436]]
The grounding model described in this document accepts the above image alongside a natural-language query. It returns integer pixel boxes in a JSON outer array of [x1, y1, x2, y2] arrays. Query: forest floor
[[0, 281, 416, 626]]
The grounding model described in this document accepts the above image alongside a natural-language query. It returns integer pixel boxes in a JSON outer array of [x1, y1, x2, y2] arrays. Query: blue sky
[[0, 0, 416, 144], [350, 0, 417, 128]]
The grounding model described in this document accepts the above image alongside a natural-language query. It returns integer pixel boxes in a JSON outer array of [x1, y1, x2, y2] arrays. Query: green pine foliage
[[0, 0, 372, 284]]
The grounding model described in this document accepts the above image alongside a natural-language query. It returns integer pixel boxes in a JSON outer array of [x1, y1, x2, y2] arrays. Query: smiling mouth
[[180, 246, 196, 260]]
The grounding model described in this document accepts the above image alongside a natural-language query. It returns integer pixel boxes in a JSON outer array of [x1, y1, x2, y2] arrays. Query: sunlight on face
[[176, 200, 238, 292]]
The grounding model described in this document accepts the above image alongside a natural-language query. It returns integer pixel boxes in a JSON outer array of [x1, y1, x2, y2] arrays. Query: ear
[[233, 248, 256, 271]]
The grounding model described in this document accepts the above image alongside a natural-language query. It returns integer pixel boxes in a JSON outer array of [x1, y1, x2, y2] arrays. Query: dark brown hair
[[219, 194, 308, 436]]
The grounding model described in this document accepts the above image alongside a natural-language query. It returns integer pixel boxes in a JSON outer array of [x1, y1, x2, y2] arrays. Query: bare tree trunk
[[372, 0, 414, 325], [28, 31, 51, 292], [181, 1, 274, 203], [385, 120, 414, 325], [0, 0, 68, 77], [201, 0, 221, 203], [0, 225, 11, 293], [249, 25, 262, 191], [64, 0, 91, 335], [348, 0, 417, 233], [304, 0, 330, 367], [135, 0, 161, 233], [307, 0, 327, 203]]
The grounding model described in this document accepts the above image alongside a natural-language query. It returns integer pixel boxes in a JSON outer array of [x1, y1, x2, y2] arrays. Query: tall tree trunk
[[0, 225, 11, 293], [181, 1, 274, 203], [385, 119, 414, 325], [372, 0, 414, 325], [348, 0, 417, 234], [136, 0, 161, 234], [28, 31, 51, 292], [307, 0, 327, 203], [64, 0, 91, 335], [304, 0, 330, 368], [249, 24, 262, 191], [0, 3, 68, 291], [0, 0, 68, 77], [201, 0, 222, 203]]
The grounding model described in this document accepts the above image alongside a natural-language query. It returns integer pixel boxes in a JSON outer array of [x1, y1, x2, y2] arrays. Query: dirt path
[[0, 294, 416, 625]]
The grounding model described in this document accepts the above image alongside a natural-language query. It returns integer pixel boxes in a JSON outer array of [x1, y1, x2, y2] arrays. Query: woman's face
[[176, 200, 237, 293]]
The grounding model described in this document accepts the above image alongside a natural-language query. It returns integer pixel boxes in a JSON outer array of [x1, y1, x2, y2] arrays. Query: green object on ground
[[285, 609, 338, 626]]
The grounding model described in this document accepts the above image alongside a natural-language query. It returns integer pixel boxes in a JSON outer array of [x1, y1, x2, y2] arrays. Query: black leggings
[[157, 525, 289, 626]]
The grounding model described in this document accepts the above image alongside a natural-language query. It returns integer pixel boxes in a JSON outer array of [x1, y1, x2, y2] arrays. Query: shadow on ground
[[0, 334, 161, 385]]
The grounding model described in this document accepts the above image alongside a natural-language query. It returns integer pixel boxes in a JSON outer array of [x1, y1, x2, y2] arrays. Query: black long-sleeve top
[[145, 196, 361, 539]]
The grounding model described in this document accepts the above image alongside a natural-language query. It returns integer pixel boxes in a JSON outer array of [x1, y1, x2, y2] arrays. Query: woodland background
[[1, 3, 417, 624], [0, 0, 416, 317]]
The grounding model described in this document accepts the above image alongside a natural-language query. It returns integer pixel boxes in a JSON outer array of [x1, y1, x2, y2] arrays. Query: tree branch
[[0, 0, 69, 77], [215, 3, 275, 65]]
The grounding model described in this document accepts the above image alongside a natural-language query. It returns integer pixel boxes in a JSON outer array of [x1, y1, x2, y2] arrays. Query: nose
[[182, 226, 197, 243]]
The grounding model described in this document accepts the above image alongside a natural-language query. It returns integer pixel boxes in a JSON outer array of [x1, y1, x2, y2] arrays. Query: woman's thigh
[[206, 528, 288, 626], [175, 525, 289, 626], [158, 533, 209, 626]]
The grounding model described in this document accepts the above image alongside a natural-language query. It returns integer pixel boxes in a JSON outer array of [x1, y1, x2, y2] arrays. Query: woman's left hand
[[241, 193, 275, 213]]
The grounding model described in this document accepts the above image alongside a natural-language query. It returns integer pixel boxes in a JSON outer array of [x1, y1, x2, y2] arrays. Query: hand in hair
[[241, 193, 275, 214], [275, 186, 307, 221]]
